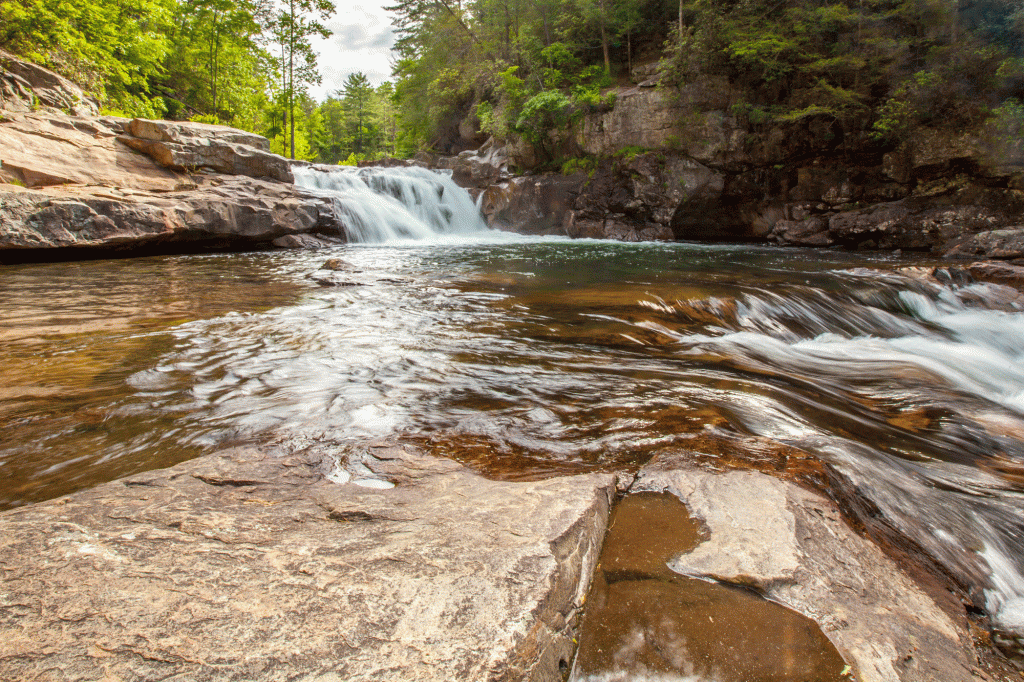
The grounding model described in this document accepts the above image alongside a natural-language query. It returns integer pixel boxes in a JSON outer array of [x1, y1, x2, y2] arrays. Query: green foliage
[[659, 0, 1023, 148], [384, 0, 677, 153], [613, 145, 647, 162], [189, 113, 222, 125], [0, 0, 175, 112], [514, 90, 572, 144], [561, 156, 597, 176], [986, 98, 1024, 143]]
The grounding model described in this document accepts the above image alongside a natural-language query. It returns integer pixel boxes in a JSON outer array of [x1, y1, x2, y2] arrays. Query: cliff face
[[472, 78, 1024, 261]]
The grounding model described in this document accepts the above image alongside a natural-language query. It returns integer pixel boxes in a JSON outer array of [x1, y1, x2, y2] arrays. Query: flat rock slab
[[633, 452, 979, 682], [0, 112, 180, 190], [0, 445, 615, 681]]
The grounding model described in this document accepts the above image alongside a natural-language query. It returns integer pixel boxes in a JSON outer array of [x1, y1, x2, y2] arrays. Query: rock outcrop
[[0, 111, 180, 190], [0, 176, 342, 257], [0, 61, 346, 260], [0, 48, 99, 117], [0, 443, 615, 681], [119, 118, 294, 183], [461, 77, 1024, 254], [632, 452, 982, 682]]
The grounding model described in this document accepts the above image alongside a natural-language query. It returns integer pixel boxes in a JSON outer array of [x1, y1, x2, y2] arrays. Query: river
[[1, 165, 1023, 653]]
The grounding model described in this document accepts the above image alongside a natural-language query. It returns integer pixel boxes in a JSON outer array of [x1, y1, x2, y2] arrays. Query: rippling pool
[[2, 235, 1023, 634]]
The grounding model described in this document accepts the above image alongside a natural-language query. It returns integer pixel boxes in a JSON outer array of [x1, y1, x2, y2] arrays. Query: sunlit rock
[[0, 444, 615, 681]]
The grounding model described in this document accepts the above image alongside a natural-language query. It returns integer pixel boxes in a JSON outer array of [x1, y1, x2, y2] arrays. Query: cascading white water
[[293, 165, 490, 243]]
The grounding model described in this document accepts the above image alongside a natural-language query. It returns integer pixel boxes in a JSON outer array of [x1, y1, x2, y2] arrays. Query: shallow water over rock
[[571, 492, 849, 682], [1, 237, 1023, 641]]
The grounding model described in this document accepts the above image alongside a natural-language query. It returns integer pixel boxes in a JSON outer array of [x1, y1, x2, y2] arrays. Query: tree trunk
[[211, 16, 220, 117], [600, 0, 610, 75], [601, 23, 610, 74], [288, 0, 296, 160], [627, 30, 632, 77]]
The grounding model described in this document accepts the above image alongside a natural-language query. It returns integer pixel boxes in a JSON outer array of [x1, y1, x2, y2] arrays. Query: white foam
[[293, 165, 491, 243]]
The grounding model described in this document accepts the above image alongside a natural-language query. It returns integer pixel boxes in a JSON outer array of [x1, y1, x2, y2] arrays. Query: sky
[[309, 0, 397, 100]]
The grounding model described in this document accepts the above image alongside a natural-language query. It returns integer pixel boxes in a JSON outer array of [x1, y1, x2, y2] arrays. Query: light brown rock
[[632, 452, 979, 682], [119, 118, 293, 183], [0, 444, 615, 681], [0, 48, 99, 117], [967, 260, 1024, 289], [0, 111, 181, 190]]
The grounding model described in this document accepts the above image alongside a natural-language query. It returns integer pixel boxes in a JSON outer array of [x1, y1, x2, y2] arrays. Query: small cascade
[[293, 165, 490, 243]]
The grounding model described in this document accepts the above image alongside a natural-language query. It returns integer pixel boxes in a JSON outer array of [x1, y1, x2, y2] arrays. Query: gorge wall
[[4, 47, 1024, 268], [438, 75, 1024, 263]]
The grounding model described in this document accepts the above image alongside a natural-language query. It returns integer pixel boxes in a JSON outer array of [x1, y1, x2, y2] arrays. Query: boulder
[[127, 118, 271, 151], [967, 260, 1024, 289], [828, 200, 1013, 252], [0, 444, 615, 681], [0, 48, 99, 117], [450, 138, 510, 189], [632, 453, 980, 682], [563, 212, 673, 242], [0, 176, 343, 256], [481, 174, 586, 235], [769, 216, 832, 246], [119, 118, 293, 183], [943, 228, 1024, 260]]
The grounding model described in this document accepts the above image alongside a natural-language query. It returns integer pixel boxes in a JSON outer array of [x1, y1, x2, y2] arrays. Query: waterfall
[[293, 165, 490, 243]]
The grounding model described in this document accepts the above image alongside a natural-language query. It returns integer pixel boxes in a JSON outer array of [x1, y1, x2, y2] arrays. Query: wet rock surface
[[0, 444, 616, 681], [631, 452, 981, 682], [571, 492, 849, 682]]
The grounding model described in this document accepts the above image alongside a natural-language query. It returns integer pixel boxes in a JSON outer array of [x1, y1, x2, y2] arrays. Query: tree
[[163, 0, 273, 123], [0, 0, 175, 115], [272, 0, 335, 158], [376, 81, 398, 156], [342, 72, 375, 155]]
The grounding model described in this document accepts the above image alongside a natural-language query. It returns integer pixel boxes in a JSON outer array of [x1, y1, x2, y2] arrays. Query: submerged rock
[[0, 444, 615, 681], [632, 452, 980, 682], [967, 260, 1024, 289]]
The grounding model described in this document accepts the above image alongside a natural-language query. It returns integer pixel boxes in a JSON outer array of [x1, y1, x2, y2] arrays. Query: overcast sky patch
[[311, 1, 396, 100]]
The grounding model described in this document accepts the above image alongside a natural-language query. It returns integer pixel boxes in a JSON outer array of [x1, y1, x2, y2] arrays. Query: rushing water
[[2, 167, 1024, 647]]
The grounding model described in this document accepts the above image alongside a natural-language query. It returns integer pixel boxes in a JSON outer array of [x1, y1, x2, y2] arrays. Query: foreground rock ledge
[[633, 452, 980, 682], [0, 445, 615, 681]]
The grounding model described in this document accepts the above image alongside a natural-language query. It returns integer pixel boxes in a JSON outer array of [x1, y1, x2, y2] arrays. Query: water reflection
[[0, 254, 306, 507], [571, 492, 849, 682]]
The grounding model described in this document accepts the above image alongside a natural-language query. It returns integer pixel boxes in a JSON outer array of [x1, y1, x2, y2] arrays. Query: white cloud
[[310, 0, 396, 100]]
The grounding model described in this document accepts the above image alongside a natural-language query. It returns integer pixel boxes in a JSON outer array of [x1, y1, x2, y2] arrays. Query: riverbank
[[1, 438, 1008, 681]]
